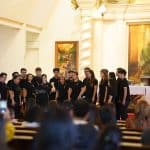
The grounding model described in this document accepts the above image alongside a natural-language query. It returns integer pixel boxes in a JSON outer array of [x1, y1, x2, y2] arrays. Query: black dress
[[0, 82, 8, 100], [108, 79, 117, 104], [99, 79, 108, 105], [116, 78, 130, 120], [49, 77, 59, 100], [7, 81, 21, 119], [23, 81, 36, 110], [32, 76, 42, 88], [36, 83, 50, 107], [83, 78, 98, 104], [70, 80, 84, 104], [56, 82, 69, 104]]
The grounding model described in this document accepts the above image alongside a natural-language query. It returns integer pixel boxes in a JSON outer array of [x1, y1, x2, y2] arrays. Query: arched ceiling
[[0, 0, 57, 27], [0, 0, 149, 28]]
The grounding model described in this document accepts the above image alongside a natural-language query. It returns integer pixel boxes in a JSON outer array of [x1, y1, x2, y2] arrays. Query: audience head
[[35, 67, 42, 77], [84, 67, 91, 78], [96, 126, 122, 150], [35, 106, 75, 150], [12, 72, 19, 78], [134, 100, 150, 128], [41, 74, 47, 84], [53, 68, 60, 78], [0, 73, 7, 83], [20, 68, 27, 78], [73, 71, 78, 81], [67, 70, 74, 80], [142, 128, 150, 145], [25, 105, 42, 123], [26, 73, 33, 82], [73, 100, 89, 120], [13, 75, 20, 85], [99, 105, 116, 130], [62, 100, 73, 118], [100, 69, 108, 80]]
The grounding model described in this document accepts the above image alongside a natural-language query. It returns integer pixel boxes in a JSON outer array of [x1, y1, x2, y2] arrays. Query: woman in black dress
[[83, 69, 98, 104], [36, 74, 50, 108], [22, 74, 36, 111], [107, 72, 117, 104], [99, 69, 108, 106], [7, 75, 22, 119], [56, 76, 69, 104]]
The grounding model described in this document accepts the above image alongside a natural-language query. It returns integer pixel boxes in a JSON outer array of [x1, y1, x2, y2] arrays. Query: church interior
[[0, 0, 150, 150]]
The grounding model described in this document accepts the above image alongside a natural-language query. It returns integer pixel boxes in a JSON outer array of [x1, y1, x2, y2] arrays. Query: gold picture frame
[[55, 41, 79, 76]]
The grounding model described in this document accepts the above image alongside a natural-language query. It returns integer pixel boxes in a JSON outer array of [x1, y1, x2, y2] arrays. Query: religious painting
[[55, 41, 79, 76], [128, 24, 150, 83]]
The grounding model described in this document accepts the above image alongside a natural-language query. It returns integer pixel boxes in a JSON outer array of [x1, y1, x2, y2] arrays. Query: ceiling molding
[[0, 17, 23, 29]]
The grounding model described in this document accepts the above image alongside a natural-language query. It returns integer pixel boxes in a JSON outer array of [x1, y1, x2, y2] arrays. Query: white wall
[[39, 0, 80, 78], [0, 25, 25, 80]]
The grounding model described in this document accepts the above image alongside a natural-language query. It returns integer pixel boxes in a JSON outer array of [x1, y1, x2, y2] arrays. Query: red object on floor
[[127, 113, 135, 119]]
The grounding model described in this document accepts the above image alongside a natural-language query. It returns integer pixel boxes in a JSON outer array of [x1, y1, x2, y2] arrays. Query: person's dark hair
[[109, 72, 116, 80], [20, 68, 27, 72], [88, 69, 97, 86], [62, 100, 73, 112], [99, 105, 116, 127], [96, 126, 122, 150], [34, 106, 75, 150], [12, 72, 19, 77], [0, 72, 7, 77], [25, 105, 42, 122], [117, 68, 127, 76], [88, 104, 99, 125], [53, 68, 60, 73], [26, 73, 33, 81], [142, 128, 150, 145], [35, 67, 42, 72], [84, 67, 91, 71], [73, 100, 89, 118], [68, 70, 74, 74], [42, 74, 47, 78], [13, 75, 20, 80], [101, 69, 108, 80], [73, 71, 78, 76]]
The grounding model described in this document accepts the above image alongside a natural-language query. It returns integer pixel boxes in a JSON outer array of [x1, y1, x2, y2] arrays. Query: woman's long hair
[[89, 69, 96, 86], [101, 69, 108, 81]]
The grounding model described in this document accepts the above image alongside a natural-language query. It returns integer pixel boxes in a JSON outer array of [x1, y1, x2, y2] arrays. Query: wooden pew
[[121, 142, 150, 150], [122, 135, 141, 142]]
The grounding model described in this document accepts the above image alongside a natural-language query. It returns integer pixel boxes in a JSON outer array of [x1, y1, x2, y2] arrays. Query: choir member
[[84, 67, 91, 80], [20, 68, 27, 88], [0, 73, 8, 100], [56, 76, 69, 104], [7, 75, 22, 119], [98, 69, 108, 106], [7, 72, 19, 86], [66, 70, 74, 87], [83, 69, 98, 104], [22, 74, 36, 111], [116, 68, 130, 120], [32, 67, 42, 88], [68, 71, 85, 104], [107, 72, 117, 104], [36, 74, 50, 107], [49, 68, 60, 101]]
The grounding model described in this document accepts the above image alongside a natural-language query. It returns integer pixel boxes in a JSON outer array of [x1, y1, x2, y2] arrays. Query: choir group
[[0, 67, 130, 120]]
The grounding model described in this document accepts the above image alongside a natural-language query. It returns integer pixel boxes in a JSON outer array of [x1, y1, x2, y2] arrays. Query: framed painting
[[55, 41, 79, 76], [128, 24, 150, 83]]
